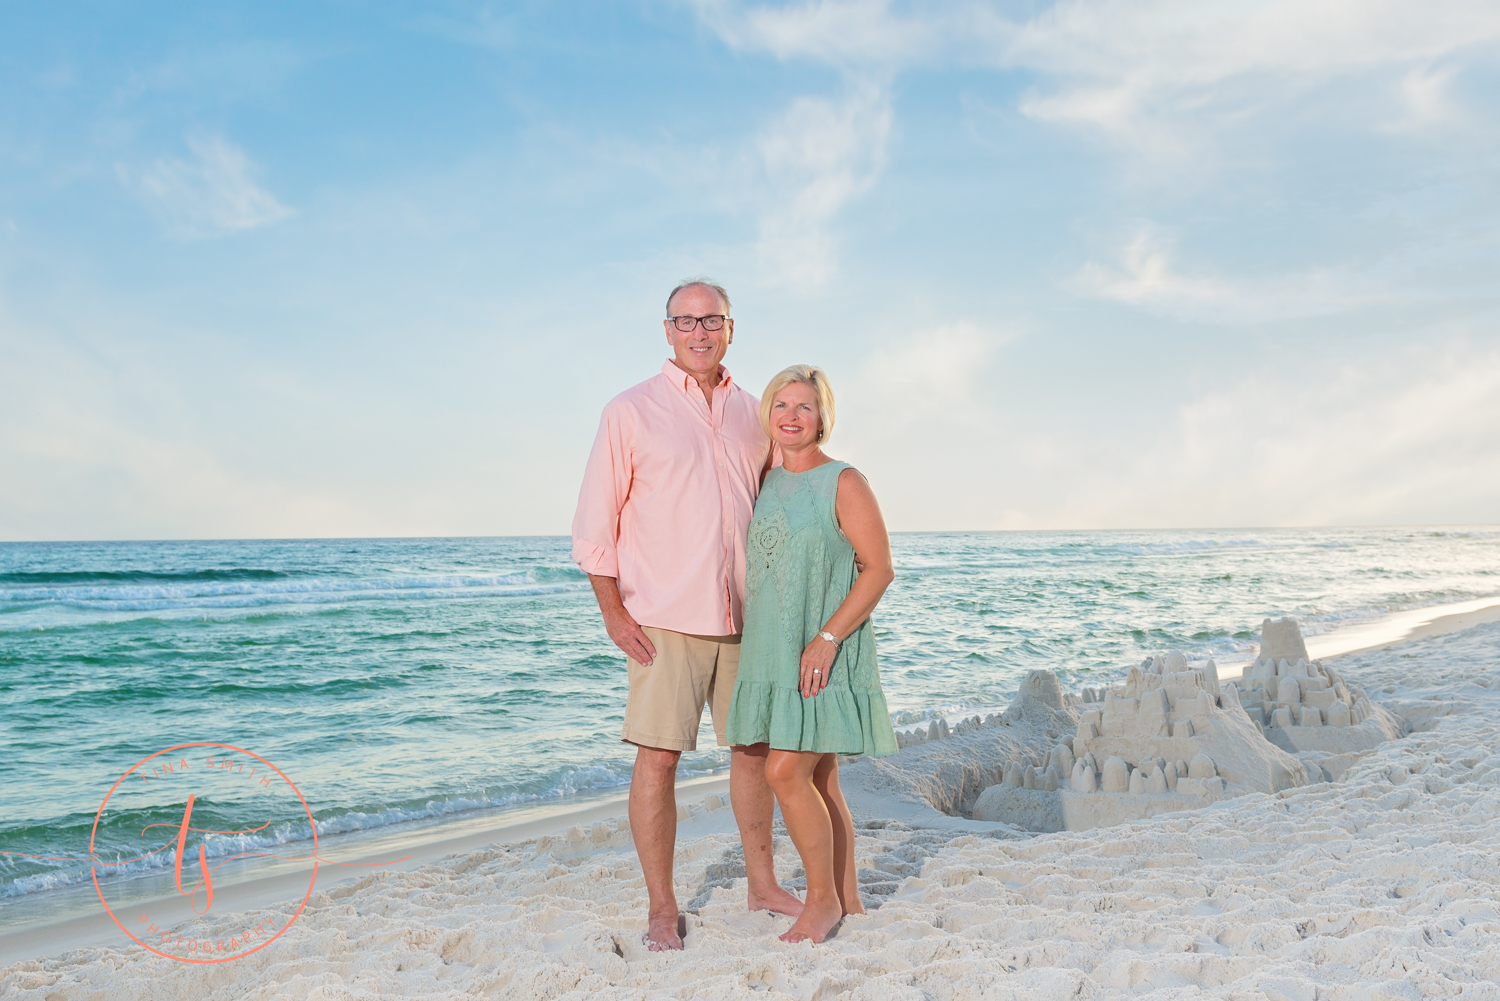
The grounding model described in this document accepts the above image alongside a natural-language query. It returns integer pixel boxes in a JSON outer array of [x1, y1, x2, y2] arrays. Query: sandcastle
[[867, 621, 1408, 835], [1236, 617, 1406, 774], [969, 618, 1412, 829], [973, 651, 1315, 831]]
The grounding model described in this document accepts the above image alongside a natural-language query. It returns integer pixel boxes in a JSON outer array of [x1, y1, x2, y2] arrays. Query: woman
[[725, 364, 899, 944]]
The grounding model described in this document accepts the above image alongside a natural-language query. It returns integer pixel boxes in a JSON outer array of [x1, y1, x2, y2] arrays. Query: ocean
[[2, 528, 1497, 909]]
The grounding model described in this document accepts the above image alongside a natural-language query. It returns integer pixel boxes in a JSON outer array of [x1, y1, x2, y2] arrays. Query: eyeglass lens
[[672, 315, 725, 332]]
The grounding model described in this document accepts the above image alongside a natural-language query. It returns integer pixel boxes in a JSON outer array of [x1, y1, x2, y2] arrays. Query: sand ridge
[[5, 621, 1500, 1000]]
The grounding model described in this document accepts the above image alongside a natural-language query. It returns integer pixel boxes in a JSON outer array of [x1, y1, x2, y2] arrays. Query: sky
[[1, 0, 1498, 540]]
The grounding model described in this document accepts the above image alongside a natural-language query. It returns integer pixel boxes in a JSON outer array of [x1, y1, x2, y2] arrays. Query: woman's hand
[[799, 635, 838, 698]]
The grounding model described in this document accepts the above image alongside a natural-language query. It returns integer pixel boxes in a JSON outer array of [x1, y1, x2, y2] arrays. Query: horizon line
[[2, 524, 1497, 546]]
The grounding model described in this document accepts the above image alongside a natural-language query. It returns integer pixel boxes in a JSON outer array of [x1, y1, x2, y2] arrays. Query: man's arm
[[573, 402, 659, 666], [588, 574, 657, 666]]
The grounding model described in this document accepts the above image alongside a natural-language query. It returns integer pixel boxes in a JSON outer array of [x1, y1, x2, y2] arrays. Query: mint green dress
[[725, 461, 898, 756]]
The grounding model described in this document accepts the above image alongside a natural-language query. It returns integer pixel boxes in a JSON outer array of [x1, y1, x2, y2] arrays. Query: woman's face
[[769, 381, 821, 450]]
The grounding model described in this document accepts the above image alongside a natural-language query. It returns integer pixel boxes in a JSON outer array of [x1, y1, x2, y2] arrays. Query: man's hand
[[602, 604, 657, 666], [588, 575, 657, 666]]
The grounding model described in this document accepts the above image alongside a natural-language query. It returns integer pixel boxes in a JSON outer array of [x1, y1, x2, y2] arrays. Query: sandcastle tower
[[1237, 617, 1405, 758]]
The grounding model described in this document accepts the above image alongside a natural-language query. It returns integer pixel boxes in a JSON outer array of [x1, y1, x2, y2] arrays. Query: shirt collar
[[661, 358, 733, 395]]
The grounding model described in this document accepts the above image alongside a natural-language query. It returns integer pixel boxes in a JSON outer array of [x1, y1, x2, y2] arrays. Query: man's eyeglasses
[[669, 314, 728, 333]]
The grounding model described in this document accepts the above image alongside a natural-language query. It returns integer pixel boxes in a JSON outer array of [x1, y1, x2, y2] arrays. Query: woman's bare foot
[[644, 908, 683, 951], [778, 890, 843, 943], [748, 882, 804, 917]]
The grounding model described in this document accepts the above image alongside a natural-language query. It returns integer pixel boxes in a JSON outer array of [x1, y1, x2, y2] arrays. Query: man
[[572, 278, 802, 951]]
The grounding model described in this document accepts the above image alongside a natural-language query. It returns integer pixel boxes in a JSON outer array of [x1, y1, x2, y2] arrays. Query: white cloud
[[0, 300, 361, 540], [696, 1, 1500, 150], [0, 282, 610, 541], [686, 4, 916, 287], [691, 0, 979, 68], [754, 82, 892, 286], [1066, 342, 1500, 528], [849, 321, 998, 406], [1003, 0, 1500, 149], [580, 84, 892, 288], [122, 135, 293, 238], [1070, 229, 1397, 323], [832, 322, 1016, 527], [1380, 63, 1462, 133], [1072, 216, 1500, 323], [836, 330, 1500, 531], [694, 4, 1028, 287]]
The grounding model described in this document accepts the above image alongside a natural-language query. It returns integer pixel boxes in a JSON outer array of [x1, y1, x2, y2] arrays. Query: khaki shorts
[[623, 627, 741, 751]]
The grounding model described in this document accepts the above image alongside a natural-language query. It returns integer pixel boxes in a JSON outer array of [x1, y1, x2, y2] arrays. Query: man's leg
[[730, 743, 803, 916], [630, 744, 684, 951], [622, 627, 705, 950]]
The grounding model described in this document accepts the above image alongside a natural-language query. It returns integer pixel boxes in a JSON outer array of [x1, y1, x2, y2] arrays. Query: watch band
[[818, 630, 840, 646]]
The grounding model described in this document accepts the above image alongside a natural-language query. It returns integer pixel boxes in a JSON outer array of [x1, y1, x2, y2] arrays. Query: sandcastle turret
[[1238, 619, 1370, 735], [1235, 617, 1406, 764], [1018, 669, 1064, 709], [1075, 650, 1230, 762], [1101, 756, 1130, 793], [1258, 616, 1310, 664]]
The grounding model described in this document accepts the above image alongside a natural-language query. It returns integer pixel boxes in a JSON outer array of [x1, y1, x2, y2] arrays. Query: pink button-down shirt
[[572, 360, 771, 636]]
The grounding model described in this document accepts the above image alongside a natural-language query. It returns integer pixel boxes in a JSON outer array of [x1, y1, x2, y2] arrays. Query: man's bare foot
[[748, 883, 804, 917], [644, 909, 683, 951], [778, 891, 843, 944]]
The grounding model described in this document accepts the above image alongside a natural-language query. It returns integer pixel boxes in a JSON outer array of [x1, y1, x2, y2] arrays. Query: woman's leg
[[765, 749, 844, 943], [730, 743, 803, 915], [812, 755, 864, 916]]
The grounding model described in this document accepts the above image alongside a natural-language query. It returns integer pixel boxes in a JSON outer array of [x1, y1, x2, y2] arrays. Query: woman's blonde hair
[[760, 365, 836, 446]]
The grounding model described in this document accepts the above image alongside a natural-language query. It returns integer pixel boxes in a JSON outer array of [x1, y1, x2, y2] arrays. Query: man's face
[[664, 285, 733, 379]]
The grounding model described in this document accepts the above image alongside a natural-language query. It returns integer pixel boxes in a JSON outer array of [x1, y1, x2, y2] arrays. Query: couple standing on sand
[[571, 278, 900, 948]]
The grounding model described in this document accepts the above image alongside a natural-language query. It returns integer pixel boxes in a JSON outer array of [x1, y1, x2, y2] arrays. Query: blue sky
[[2, 1, 1498, 539]]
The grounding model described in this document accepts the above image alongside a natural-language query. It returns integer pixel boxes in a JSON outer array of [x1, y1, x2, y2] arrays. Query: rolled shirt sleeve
[[571, 402, 633, 579]]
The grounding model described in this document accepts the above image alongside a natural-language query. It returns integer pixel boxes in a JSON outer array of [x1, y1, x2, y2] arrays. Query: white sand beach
[[5, 611, 1500, 1000]]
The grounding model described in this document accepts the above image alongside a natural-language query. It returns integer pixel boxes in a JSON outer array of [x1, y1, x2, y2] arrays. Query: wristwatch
[[818, 630, 840, 646]]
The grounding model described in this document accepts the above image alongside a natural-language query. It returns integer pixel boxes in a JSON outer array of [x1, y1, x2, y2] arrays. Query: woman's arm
[[798, 467, 895, 697]]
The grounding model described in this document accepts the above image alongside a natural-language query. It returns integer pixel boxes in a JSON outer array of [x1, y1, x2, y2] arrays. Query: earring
[[817, 429, 823, 441]]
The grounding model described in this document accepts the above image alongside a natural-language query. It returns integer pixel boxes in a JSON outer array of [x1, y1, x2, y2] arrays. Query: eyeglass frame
[[667, 314, 730, 333]]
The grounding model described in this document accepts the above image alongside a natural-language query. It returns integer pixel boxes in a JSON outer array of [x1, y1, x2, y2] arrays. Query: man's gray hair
[[666, 277, 731, 317]]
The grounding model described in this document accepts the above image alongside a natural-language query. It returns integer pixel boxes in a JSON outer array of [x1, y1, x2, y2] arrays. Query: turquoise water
[[2, 528, 1497, 903]]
